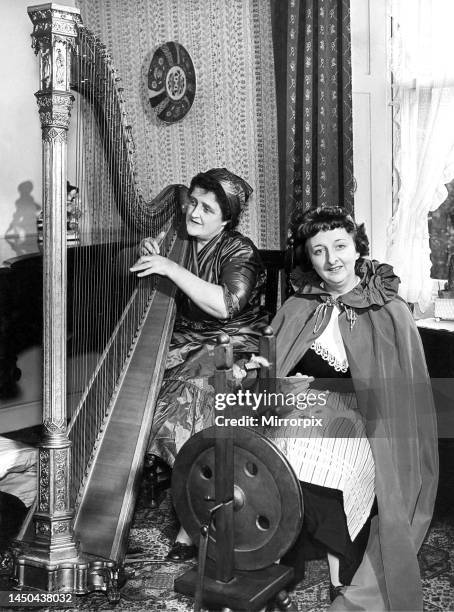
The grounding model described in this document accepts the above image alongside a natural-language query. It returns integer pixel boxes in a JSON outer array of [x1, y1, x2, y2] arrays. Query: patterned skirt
[[147, 321, 261, 465], [147, 375, 215, 467], [262, 389, 375, 541]]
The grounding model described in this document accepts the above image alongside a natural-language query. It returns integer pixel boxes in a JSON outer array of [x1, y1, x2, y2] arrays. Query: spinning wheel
[[172, 332, 303, 611], [172, 426, 303, 571]]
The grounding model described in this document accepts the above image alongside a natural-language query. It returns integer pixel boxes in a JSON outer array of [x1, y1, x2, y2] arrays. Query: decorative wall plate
[[147, 42, 196, 123]]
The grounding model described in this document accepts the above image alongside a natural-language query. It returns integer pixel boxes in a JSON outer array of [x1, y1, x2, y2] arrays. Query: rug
[[1, 472, 453, 611]]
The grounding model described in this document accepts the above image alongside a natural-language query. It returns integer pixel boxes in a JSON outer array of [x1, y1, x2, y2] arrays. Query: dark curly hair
[[188, 174, 237, 230], [295, 206, 369, 271]]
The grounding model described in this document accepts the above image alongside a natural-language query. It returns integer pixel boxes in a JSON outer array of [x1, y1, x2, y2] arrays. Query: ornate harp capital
[[35, 91, 74, 137], [28, 4, 81, 94]]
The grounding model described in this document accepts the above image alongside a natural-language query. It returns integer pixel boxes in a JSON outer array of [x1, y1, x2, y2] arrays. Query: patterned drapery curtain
[[271, 0, 354, 242]]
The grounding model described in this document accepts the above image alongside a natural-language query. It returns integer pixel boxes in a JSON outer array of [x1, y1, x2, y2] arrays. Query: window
[[388, 0, 454, 307]]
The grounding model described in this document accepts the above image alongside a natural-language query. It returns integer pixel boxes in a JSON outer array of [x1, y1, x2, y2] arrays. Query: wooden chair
[[259, 249, 289, 320]]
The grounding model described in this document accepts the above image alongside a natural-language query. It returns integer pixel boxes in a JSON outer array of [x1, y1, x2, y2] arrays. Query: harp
[[15, 4, 188, 598]]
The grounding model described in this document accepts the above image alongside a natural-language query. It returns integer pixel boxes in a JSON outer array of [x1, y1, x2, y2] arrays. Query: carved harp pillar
[[16, 2, 188, 599], [16, 4, 81, 587]]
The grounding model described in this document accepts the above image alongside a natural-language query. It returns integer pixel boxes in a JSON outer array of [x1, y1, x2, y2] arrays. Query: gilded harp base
[[14, 553, 121, 603]]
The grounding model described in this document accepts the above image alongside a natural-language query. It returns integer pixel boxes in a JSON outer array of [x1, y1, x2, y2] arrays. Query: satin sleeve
[[219, 244, 262, 319]]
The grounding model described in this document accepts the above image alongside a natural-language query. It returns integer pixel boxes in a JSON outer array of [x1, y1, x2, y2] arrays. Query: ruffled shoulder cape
[[272, 259, 438, 611]]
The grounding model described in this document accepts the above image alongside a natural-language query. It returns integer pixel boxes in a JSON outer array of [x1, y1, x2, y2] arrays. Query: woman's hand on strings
[[131, 233, 228, 318], [131, 231, 173, 277], [130, 253, 176, 278], [138, 231, 166, 257]]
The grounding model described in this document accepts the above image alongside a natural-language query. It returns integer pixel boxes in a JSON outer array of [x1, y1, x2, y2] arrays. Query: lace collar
[[311, 304, 349, 372]]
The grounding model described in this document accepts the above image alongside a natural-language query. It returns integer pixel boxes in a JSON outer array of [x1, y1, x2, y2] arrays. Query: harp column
[[17, 4, 81, 584]]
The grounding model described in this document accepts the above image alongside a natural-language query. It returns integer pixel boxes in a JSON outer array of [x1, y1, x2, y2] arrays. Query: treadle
[[175, 560, 294, 611]]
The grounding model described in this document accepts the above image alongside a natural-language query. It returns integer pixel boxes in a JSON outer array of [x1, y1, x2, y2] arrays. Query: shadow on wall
[[4, 181, 41, 252]]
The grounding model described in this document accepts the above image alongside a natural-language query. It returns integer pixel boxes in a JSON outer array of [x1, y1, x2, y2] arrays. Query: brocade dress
[[147, 229, 267, 465]]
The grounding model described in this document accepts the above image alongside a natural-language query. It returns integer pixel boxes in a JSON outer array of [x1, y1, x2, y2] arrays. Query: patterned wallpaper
[[75, 0, 280, 248]]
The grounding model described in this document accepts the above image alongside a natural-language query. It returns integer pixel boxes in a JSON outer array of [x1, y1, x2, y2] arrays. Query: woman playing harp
[[131, 167, 268, 560]]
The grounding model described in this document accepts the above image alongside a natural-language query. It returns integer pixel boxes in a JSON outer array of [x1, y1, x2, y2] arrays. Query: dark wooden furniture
[[418, 324, 454, 377], [0, 236, 137, 399], [259, 248, 290, 319], [417, 322, 454, 519], [417, 323, 454, 437]]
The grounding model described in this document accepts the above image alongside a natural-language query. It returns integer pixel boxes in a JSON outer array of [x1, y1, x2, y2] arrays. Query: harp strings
[[64, 25, 181, 508], [66, 27, 149, 506]]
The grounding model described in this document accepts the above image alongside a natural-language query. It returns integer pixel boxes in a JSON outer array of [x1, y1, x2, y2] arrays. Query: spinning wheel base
[[174, 560, 294, 611]]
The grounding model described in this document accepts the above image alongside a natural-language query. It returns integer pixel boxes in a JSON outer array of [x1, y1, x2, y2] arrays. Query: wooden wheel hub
[[172, 426, 303, 570]]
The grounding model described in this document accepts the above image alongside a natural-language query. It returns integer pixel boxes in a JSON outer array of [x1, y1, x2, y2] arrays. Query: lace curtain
[[387, 0, 454, 308]]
